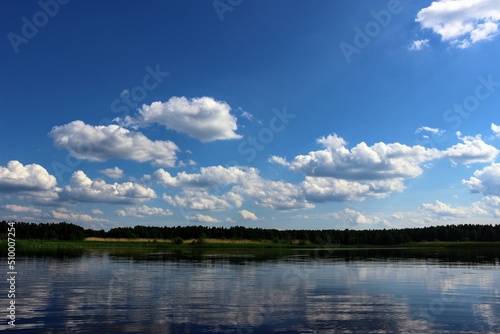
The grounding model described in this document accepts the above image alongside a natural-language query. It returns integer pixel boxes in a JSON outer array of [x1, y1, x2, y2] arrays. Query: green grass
[[0, 238, 308, 251], [2, 239, 500, 254]]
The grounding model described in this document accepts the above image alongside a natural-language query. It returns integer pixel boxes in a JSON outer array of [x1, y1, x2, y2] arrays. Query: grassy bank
[[2, 238, 500, 252], [1, 238, 312, 251]]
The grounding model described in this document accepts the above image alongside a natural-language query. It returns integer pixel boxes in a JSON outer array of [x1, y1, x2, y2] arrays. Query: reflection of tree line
[[2, 220, 500, 245], [104, 247, 500, 265]]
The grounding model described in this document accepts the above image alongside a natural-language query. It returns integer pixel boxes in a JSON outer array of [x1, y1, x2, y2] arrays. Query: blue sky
[[1, 0, 500, 231]]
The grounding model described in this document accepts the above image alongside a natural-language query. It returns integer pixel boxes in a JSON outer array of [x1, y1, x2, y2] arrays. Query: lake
[[3, 247, 500, 333]]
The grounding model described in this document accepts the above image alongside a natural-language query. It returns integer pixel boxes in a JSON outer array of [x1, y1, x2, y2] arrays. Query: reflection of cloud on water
[[158, 262, 313, 331], [11, 253, 500, 332], [473, 303, 499, 332], [304, 294, 435, 333]]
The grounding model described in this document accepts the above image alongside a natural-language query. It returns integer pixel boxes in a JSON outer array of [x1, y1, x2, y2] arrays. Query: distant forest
[[2, 221, 500, 245]]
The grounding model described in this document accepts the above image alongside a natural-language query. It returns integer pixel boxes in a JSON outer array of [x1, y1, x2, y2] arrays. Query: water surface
[[2, 247, 500, 333]]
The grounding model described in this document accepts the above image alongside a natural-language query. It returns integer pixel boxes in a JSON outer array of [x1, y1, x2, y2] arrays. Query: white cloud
[[491, 123, 500, 137], [301, 177, 405, 203], [463, 163, 500, 195], [153, 165, 253, 188], [2, 204, 41, 214], [416, 0, 500, 48], [100, 167, 125, 179], [269, 131, 496, 204], [115, 205, 173, 217], [156, 165, 312, 211], [391, 213, 405, 220], [0, 160, 57, 193], [272, 134, 440, 180], [233, 177, 313, 210], [60, 171, 157, 204], [163, 189, 240, 211], [268, 155, 289, 166], [117, 96, 242, 142], [419, 200, 469, 218], [238, 209, 259, 221], [329, 208, 372, 226], [409, 39, 430, 51], [49, 121, 179, 167], [187, 213, 220, 223], [49, 208, 109, 224], [443, 132, 498, 165], [91, 209, 103, 215], [301, 177, 370, 202], [292, 209, 393, 229], [240, 109, 254, 121], [415, 126, 444, 135], [477, 195, 500, 217], [326, 208, 395, 229]]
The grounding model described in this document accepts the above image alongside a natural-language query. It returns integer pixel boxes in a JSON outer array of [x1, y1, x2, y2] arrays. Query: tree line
[[2, 221, 500, 245]]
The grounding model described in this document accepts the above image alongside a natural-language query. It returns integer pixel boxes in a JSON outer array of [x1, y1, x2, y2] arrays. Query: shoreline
[[3, 238, 500, 251]]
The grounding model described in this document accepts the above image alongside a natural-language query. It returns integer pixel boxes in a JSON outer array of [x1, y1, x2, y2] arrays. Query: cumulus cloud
[[443, 132, 498, 165], [187, 213, 220, 224], [329, 208, 370, 225], [49, 121, 179, 167], [272, 134, 440, 180], [238, 209, 260, 221], [233, 177, 314, 210], [117, 96, 242, 142], [292, 209, 393, 229], [0, 160, 57, 193], [328, 208, 392, 229], [60, 171, 157, 204], [49, 208, 109, 224], [115, 205, 173, 217], [477, 195, 500, 217], [409, 39, 430, 51], [416, 0, 500, 48], [270, 133, 500, 203], [153, 165, 253, 188], [156, 157, 414, 210], [2, 204, 41, 214], [163, 189, 241, 211], [100, 167, 125, 179], [159, 136, 489, 213], [301, 177, 405, 202], [156, 165, 312, 211], [463, 163, 500, 195], [419, 200, 470, 218]]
